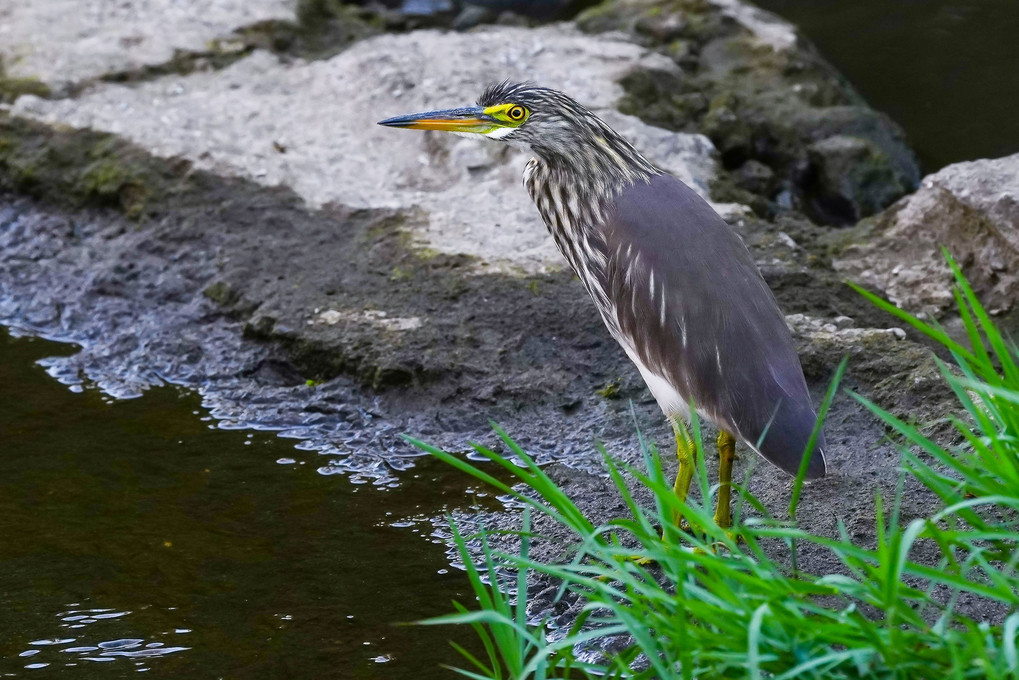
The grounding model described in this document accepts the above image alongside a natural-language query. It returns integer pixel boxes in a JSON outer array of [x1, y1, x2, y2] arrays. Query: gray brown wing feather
[[597, 174, 826, 478]]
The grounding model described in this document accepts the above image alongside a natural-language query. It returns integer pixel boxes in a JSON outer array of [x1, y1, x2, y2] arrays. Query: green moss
[[361, 213, 412, 244], [595, 380, 622, 399], [296, 0, 344, 26], [573, 1, 624, 31], [577, 0, 706, 35], [288, 0, 385, 60], [0, 114, 188, 217], [205, 37, 248, 55], [389, 266, 413, 282], [0, 135, 40, 189], [616, 69, 699, 132], [74, 157, 150, 216], [709, 173, 769, 216], [371, 363, 415, 390], [203, 281, 240, 307], [79, 159, 128, 195], [0, 76, 51, 104], [415, 246, 443, 261]]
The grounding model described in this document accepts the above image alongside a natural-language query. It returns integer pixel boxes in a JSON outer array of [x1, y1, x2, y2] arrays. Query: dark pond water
[[0, 328, 488, 678], [754, 0, 1019, 172]]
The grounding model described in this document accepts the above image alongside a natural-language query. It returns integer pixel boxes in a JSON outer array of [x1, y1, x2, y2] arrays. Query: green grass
[[409, 253, 1019, 679]]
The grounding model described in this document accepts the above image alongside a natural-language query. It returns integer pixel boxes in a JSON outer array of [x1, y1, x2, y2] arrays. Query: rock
[[733, 159, 776, 196], [787, 313, 953, 426], [12, 25, 726, 274], [580, 0, 920, 224], [0, 71, 51, 105], [0, 0, 296, 92], [464, 0, 592, 20], [807, 134, 907, 225], [450, 4, 497, 29], [834, 153, 1019, 319], [578, 0, 796, 51], [203, 280, 241, 307], [401, 0, 454, 14], [794, 106, 920, 218], [705, 0, 798, 51], [353, 0, 592, 24]]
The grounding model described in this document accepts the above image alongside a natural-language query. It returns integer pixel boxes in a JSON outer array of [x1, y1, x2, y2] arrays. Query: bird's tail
[[753, 398, 827, 479]]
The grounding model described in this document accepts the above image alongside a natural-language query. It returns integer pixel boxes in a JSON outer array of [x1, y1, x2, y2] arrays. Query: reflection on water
[[0, 328, 486, 677], [18, 612, 190, 670], [754, 0, 1019, 171]]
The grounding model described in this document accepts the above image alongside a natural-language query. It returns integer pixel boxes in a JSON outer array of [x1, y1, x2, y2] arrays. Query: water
[[0, 329, 488, 678], [754, 0, 1019, 172]]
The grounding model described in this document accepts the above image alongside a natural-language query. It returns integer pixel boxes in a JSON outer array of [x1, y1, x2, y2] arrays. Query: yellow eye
[[507, 105, 526, 121]]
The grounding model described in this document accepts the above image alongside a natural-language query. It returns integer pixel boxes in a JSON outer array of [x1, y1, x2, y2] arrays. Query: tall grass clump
[[410, 254, 1019, 679]]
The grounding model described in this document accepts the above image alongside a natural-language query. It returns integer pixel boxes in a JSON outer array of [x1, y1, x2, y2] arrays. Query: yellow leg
[[612, 422, 696, 571], [715, 431, 736, 529], [670, 420, 696, 528]]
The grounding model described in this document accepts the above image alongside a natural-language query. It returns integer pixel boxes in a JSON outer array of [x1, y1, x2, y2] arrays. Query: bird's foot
[[595, 553, 655, 582]]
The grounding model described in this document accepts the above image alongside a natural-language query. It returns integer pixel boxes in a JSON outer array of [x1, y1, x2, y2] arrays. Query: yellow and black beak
[[377, 106, 499, 135]]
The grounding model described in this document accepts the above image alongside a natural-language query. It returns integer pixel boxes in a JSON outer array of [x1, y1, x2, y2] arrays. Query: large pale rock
[[706, 0, 797, 51], [13, 25, 727, 273], [0, 0, 296, 91], [834, 153, 1019, 318]]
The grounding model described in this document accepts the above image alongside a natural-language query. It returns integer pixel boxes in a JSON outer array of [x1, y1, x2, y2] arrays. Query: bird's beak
[[377, 106, 498, 134]]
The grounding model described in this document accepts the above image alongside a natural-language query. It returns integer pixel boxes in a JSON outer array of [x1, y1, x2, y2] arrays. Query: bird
[[378, 81, 826, 528]]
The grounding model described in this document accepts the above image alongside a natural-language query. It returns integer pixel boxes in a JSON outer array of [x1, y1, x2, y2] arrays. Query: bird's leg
[[714, 431, 736, 529], [604, 422, 696, 572], [670, 420, 696, 528]]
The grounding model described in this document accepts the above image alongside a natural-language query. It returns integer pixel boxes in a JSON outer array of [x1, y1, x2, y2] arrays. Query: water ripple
[[15, 605, 191, 672]]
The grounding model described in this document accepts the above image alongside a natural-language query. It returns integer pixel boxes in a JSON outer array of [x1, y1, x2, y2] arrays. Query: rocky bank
[[1, 0, 1016, 602]]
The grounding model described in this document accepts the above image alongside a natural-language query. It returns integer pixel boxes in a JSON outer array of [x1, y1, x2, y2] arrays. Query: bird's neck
[[530, 124, 660, 196], [523, 125, 660, 292]]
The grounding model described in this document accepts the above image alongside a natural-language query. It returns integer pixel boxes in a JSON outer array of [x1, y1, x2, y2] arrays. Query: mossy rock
[[289, 0, 386, 59], [577, 0, 723, 39], [805, 135, 906, 225], [595, 380, 622, 399], [203, 281, 241, 307], [0, 77, 51, 104], [577, 0, 919, 223], [0, 114, 187, 217]]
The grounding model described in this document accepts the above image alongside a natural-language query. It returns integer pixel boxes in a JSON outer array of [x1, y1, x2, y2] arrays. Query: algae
[[203, 281, 241, 307], [0, 115, 177, 217], [0, 76, 51, 104], [595, 380, 622, 399], [0, 57, 53, 104]]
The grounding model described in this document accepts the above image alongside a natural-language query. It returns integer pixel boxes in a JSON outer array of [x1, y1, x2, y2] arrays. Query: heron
[[379, 82, 826, 528]]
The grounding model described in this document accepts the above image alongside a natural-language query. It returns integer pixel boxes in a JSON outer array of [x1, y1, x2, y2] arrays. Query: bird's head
[[379, 82, 604, 155], [379, 81, 659, 184]]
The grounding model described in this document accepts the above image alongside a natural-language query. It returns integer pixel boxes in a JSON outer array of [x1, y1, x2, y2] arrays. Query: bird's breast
[[523, 159, 618, 335]]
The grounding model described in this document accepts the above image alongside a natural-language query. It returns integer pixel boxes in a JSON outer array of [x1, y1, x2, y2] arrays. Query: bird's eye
[[507, 105, 526, 121]]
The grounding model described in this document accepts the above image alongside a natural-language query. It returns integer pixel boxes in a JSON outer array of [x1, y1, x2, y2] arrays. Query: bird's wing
[[597, 174, 826, 477]]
